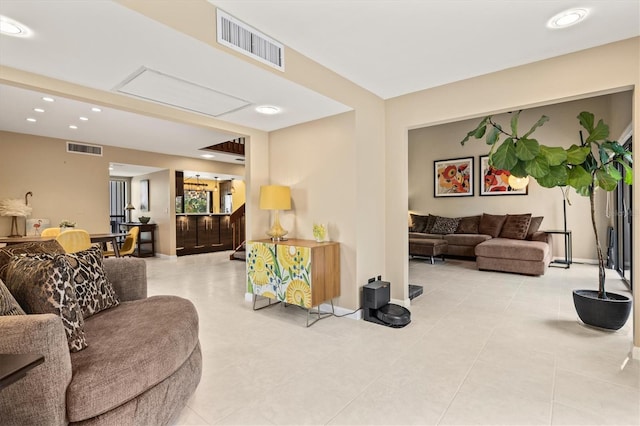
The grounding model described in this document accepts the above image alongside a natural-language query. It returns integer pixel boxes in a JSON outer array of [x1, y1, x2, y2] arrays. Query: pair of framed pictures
[[434, 155, 528, 197]]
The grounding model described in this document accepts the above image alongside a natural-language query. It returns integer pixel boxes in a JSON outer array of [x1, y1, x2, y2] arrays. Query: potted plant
[[461, 111, 633, 330]]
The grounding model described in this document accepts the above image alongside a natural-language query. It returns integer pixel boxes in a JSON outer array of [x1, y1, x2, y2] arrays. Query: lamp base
[[266, 211, 288, 241], [8, 216, 22, 238]]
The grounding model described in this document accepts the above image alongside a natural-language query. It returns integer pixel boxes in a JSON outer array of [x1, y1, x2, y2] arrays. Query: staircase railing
[[230, 203, 245, 250]]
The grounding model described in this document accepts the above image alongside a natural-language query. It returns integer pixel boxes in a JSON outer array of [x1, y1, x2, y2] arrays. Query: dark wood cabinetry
[[176, 214, 233, 256]]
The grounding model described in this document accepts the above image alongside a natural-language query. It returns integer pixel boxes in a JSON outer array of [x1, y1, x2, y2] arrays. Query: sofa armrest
[[103, 257, 147, 302], [530, 231, 553, 253], [0, 314, 72, 426]]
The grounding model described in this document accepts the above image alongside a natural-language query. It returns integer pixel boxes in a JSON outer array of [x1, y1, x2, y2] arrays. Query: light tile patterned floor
[[145, 252, 639, 426]]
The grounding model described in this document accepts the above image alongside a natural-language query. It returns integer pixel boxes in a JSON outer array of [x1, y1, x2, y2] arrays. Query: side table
[[544, 230, 572, 269], [119, 223, 157, 257], [0, 353, 45, 390]]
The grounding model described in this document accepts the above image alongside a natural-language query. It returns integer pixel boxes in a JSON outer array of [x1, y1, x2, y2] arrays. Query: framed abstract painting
[[434, 157, 474, 197], [479, 155, 528, 196]]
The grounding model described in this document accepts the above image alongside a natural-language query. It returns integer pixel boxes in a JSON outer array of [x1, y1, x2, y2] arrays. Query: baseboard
[[553, 256, 598, 265], [244, 292, 253, 302], [632, 345, 640, 360]]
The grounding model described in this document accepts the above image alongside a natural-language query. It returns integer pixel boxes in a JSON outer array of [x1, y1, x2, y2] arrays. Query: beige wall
[[408, 93, 632, 261], [269, 112, 359, 308], [0, 131, 246, 256], [386, 37, 639, 348]]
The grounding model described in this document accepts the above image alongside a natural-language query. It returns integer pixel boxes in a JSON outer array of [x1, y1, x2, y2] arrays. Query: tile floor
[[145, 252, 639, 425]]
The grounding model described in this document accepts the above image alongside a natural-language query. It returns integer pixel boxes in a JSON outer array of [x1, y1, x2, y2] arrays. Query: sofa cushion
[[455, 215, 481, 234], [444, 233, 492, 247], [478, 214, 507, 238], [4, 253, 88, 352], [0, 277, 25, 316], [431, 216, 460, 234], [66, 246, 120, 319], [499, 214, 532, 240], [527, 216, 544, 238], [66, 296, 199, 423], [475, 238, 549, 262], [0, 240, 65, 282], [409, 213, 430, 233]]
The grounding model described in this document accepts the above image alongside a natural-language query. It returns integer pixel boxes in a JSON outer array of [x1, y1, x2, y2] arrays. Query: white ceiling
[[0, 1, 638, 175]]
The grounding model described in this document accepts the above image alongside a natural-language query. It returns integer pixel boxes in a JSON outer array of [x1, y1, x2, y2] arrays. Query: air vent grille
[[67, 141, 103, 156], [217, 9, 284, 71]]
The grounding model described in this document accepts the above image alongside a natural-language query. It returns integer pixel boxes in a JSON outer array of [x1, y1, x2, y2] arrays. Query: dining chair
[[56, 229, 92, 253], [104, 226, 139, 257], [40, 227, 61, 237]]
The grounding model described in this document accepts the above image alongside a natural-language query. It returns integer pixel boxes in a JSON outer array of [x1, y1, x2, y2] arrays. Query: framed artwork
[[479, 155, 528, 196], [140, 179, 150, 211], [434, 157, 474, 197], [26, 218, 50, 236]]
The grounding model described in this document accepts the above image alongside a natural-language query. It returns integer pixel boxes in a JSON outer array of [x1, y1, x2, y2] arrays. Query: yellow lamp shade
[[259, 185, 291, 211]]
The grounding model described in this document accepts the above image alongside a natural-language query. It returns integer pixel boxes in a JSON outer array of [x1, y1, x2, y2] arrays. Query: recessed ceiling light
[[255, 105, 280, 115], [42, 96, 54, 102], [91, 107, 102, 112], [548, 8, 589, 28], [69, 125, 78, 129], [201, 154, 215, 159], [0, 16, 31, 37], [33, 108, 44, 113], [26, 117, 36, 122], [79, 116, 88, 121]]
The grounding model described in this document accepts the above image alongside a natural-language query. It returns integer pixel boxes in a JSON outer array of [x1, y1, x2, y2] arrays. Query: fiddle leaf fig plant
[[461, 111, 633, 298]]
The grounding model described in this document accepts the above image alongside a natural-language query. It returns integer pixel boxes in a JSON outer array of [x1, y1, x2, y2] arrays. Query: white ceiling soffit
[[115, 67, 250, 117], [109, 163, 165, 178]]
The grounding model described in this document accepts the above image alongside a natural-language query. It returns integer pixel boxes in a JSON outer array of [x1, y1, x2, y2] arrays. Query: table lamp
[[259, 185, 291, 241], [125, 203, 135, 223]]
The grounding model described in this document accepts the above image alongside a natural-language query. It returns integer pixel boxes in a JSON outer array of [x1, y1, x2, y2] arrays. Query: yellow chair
[[56, 229, 92, 254], [40, 227, 61, 237], [104, 226, 139, 257]]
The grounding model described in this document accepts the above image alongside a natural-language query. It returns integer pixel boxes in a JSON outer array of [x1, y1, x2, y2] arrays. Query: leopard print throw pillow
[[5, 253, 88, 352], [66, 245, 119, 318]]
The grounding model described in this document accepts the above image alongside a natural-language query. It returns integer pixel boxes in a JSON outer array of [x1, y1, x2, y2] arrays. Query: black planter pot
[[572, 290, 632, 331]]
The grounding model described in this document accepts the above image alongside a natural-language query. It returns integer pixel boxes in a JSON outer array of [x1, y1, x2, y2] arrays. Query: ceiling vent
[[217, 9, 284, 71], [67, 141, 102, 156]]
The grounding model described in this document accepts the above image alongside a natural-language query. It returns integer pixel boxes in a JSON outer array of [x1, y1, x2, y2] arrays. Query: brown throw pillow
[[66, 246, 120, 319], [4, 253, 88, 352], [0, 277, 25, 316], [455, 215, 481, 234], [0, 240, 65, 282], [430, 216, 460, 234], [478, 214, 507, 238], [527, 216, 544, 238], [500, 214, 533, 240], [409, 214, 430, 233]]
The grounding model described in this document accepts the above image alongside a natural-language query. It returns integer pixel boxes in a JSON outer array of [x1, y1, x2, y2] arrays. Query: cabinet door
[[197, 216, 220, 247], [176, 216, 197, 251]]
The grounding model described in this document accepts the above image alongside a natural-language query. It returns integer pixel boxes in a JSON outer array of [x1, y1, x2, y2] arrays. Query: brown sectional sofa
[[409, 213, 553, 275]]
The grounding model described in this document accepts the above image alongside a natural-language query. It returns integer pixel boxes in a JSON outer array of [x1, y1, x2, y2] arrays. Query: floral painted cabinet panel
[[247, 239, 340, 309]]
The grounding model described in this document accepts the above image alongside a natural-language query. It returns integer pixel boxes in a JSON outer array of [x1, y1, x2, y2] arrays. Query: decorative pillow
[[4, 254, 87, 352], [66, 246, 119, 318], [527, 216, 544, 238], [423, 215, 437, 233], [0, 240, 65, 282], [430, 216, 460, 234], [0, 277, 25, 316], [409, 214, 430, 233], [455, 215, 481, 234], [500, 214, 533, 240], [478, 214, 507, 238]]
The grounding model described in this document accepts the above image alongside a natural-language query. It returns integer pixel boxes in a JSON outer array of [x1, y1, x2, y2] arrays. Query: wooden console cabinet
[[176, 214, 233, 256], [119, 223, 156, 257], [246, 239, 340, 309]]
